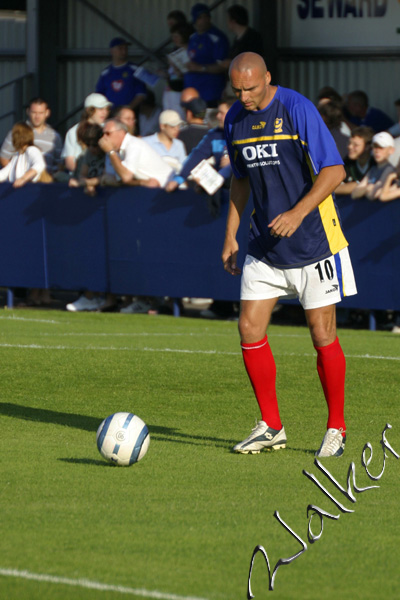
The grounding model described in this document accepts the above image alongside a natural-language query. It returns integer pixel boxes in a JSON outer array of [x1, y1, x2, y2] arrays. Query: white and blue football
[[96, 412, 150, 466]]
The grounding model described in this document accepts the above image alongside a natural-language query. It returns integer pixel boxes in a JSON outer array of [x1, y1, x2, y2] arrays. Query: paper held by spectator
[[134, 66, 160, 87], [190, 160, 225, 195], [167, 47, 190, 73]]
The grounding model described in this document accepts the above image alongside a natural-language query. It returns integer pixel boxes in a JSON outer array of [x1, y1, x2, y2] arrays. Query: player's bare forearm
[[222, 176, 250, 275], [269, 164, 345, 238]]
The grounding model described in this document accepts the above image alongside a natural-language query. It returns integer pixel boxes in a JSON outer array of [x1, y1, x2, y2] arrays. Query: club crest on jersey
[[112, 80, 124, 91], [274, 118, 283, 133], [251, 121, 266, 130]]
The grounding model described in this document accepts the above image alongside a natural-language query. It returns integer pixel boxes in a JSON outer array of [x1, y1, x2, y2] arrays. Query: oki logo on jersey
[[251, 121, 266, 130], [274, 118, 283, 133], [112, 80, 124, 92], [242, 143, 278, 161]]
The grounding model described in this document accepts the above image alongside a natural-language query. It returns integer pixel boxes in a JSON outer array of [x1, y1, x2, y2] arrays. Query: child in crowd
[[351, 131, 396, 200], [68, 123, 105, 195], [335, 126, 375, 195]]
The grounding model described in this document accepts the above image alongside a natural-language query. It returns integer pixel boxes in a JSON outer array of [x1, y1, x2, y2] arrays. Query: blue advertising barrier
[[0, 183, 399, 315]]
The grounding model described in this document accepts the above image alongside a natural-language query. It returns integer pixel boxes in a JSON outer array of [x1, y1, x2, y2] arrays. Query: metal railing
[[0, 72, 34, 128]]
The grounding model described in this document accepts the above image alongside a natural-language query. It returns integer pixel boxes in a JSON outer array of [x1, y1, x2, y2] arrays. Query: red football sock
[[314, 337, 346, 434], [241, 335, 282, 430]]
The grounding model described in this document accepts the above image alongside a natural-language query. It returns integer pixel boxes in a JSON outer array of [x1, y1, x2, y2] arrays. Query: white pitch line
[[0, 568, 208, 600], [0, 315, 61, 324], [0, 342, 399, 361]]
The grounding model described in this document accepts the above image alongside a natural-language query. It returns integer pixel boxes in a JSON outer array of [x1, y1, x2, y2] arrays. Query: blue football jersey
[[96, 62, 147, 106], [224, 86, 348, 268]]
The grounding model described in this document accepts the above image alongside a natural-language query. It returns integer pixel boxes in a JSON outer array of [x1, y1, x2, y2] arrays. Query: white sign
[[278, 0, 400, 48]]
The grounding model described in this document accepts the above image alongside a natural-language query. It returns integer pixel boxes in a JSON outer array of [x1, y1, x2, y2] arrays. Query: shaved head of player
[[229, 52, 275, 112]]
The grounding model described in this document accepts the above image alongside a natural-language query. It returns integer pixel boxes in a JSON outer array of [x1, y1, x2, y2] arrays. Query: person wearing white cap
[[61, 93, 112, 174], [142, 110, 187, 173], [351, 131, 396, 200]]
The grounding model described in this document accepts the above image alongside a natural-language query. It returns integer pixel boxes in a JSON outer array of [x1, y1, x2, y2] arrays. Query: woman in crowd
[[0, 122, 46, 186]]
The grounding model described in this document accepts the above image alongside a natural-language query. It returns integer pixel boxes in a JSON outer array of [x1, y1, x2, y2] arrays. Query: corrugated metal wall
[[0, 11, 27, 142], [278, 56, 400, 123]]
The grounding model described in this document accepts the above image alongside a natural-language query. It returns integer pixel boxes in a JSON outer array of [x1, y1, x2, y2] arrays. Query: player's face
[[347, 136, 367, 160], [27, 103, 49, 128], [230, 68, 271, 111]]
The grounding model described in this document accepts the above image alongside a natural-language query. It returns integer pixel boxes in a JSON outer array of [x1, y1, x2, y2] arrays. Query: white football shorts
[[240, 247, 357, 310]]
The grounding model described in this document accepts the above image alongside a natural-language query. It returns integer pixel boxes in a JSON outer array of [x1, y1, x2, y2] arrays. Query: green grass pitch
[[0, 309, 399, 600]]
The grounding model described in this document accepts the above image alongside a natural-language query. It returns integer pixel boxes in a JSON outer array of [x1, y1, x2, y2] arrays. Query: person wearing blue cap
[[95, 37, 147, 109], [185, 3, 230, 107]]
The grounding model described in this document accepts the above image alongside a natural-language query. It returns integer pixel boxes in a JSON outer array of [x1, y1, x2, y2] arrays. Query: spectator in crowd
[[112, 105, 136, 135], [344, 90, 394, 132], [99, 118, 173, 188], [351, 131, 396, 200], [375, 170, 400, 202], [387, 98, 400, 138], [137, 90, 162, 136], [335, 126, 375, 196], [0, 122, 46, 186], [68, 123, 106, 195], [95, 37, 147, 110], [167, 9, 193, 33], [180, 86, 200, 104], [166, 99, 233, 194], [0, 97, 62, 174], [143, 110, 187, 173], [162, 24, 192, 119], [61, 93, 112, 175], [317, 86, 343, 107], [184, 3, 230, 107], [224, 5, 263, 63], [317, 86, 353, 134], [179, 96, 209, 153], [318, 101, 350, 158]]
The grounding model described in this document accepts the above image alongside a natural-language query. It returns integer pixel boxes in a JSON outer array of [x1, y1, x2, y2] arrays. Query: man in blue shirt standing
[[96, 37, 147, 110], [222, 52, 357, 459], [184, 3, 229, 107]]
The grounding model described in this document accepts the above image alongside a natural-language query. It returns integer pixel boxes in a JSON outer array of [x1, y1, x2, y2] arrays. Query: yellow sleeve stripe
[[318, 195, 348, 255], [232, 134, 299, 145]]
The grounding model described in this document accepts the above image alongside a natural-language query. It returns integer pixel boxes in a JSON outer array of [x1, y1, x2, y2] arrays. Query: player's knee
[[309, 323, 336, 347], [238, 314, 263, 343]]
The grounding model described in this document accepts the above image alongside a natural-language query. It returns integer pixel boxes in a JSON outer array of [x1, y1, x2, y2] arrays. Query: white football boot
[[315, 428, 346, 458], [233, 420, 287, 454]]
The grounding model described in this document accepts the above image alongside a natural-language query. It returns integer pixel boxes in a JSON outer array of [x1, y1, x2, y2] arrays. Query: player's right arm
[[222, 175, 250, 275]]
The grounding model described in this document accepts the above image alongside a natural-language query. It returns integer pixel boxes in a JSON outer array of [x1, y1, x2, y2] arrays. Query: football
[[96, 412, 150, 466]]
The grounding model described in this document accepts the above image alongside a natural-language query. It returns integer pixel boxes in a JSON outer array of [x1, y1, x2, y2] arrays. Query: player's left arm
[[268, 164, 345, 238]]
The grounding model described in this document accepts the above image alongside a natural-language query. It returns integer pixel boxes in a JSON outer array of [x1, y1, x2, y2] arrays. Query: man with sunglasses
[[98, 118, 173, 188]]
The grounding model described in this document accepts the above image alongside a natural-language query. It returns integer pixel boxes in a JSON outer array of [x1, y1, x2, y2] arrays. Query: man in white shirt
[[143, 110, 187, 173], [98, 118, 173, 187]]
